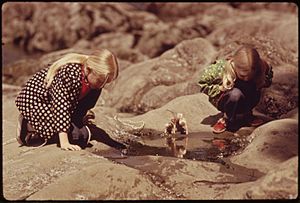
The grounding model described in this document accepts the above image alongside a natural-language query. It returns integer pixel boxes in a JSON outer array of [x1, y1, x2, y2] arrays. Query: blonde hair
[[222, 45, 264, 90], [44, 49, 119, 88], [222, 60, 237, 90]]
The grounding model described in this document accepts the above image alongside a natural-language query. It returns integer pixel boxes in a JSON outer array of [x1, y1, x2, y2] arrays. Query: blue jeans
[[217, 88, 261, 125]]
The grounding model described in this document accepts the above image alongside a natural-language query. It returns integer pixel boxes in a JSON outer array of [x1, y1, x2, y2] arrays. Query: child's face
[[86, 70, 108, 89], [232, 61, 255, 81]]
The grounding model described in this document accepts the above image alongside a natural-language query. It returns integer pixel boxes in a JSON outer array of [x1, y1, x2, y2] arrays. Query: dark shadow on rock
[[46, 124, 126, 150], [226, 121, 246, 133], [227, 115, 271, 133], [88, 124, 127, 150], [201, 112, 223, 127], [219, 158, 266, 182], [126, 141, 172, 157]]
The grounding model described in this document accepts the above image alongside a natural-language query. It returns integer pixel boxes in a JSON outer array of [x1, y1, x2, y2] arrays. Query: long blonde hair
[[44, 49, 119, 88], [222, 45, 264, 90]]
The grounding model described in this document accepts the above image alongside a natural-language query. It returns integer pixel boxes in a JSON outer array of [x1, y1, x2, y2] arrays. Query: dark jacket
[[71, 89, 101, 128]]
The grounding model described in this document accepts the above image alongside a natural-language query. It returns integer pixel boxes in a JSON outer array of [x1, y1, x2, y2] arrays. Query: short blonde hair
[[222, 45, 264, 90], [44, 49, 119, 88]]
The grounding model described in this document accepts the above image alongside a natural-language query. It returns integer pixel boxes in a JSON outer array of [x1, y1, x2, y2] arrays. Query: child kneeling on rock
[[198, 45, 273, 133], [15, 49, 127, 152]]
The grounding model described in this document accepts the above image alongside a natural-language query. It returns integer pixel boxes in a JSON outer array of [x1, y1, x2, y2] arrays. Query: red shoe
[[212, 117, 227, 134]]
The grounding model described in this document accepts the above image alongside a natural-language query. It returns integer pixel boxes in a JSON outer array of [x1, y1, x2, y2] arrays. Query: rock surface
[[3, 85, 298, 200], [2, 2, 298, 200]]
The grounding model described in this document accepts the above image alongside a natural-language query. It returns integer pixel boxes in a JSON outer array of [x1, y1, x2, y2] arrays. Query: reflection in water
[[120, 133, 249, 164], [163, 110, 189, 158], [111, 110, 254, 161], [92, 113, 254, 163], [165, 136, 188, 158]]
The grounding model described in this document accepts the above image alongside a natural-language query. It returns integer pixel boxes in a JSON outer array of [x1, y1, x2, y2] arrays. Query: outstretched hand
[[59, 132, 81, 151], [60, 143, 82, 151]]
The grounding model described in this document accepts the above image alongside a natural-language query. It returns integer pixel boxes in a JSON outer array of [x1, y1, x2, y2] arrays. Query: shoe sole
[[212, 129, 226, 134]]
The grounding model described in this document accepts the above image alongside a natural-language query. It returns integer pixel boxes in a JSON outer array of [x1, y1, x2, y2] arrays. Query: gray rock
[[230, 118, 298, 173], [103, 37, 216, 114], [244, 156, 298, 199], [2, 3, 298, 200]]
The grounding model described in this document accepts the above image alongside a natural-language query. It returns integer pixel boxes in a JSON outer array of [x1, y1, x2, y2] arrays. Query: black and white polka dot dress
[[15, 63, 83, 142]]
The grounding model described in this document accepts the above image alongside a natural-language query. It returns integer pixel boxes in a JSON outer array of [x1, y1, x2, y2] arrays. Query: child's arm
[[50, 65, 81, 149], [59, 132, 81, 151], [198, 60, 224, 98]]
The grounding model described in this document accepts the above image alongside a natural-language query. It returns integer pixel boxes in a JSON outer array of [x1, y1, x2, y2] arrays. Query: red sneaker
[[212, 117, 227, 134]]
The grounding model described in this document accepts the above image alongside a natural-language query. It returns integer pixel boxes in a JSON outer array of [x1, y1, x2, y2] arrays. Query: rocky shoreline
[[2, 2, 298, 200]]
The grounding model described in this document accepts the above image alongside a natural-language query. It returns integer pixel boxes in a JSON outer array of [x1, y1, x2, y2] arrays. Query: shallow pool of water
[[91, 127, 254, 164]]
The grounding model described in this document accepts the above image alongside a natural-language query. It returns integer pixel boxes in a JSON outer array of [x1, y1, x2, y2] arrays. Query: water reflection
[[113, 133, 250, 163]]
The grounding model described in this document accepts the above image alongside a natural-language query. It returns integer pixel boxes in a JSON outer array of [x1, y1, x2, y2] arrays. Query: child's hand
[[59, 132, 81, 151], [60, 143, 82, 151], [219, 85, 226, 92]]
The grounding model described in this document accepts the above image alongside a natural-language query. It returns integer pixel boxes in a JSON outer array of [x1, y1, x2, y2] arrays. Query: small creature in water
[[164, 110, 189, 158], [164, 110, 188, 135]]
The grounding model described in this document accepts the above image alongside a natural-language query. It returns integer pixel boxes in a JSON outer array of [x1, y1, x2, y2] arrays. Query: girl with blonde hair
[[16, 49, 126, 151], [198, 45, 273, 133]]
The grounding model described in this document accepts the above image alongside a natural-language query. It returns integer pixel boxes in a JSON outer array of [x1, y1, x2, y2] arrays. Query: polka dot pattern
[[15, 63, 82, 140]]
